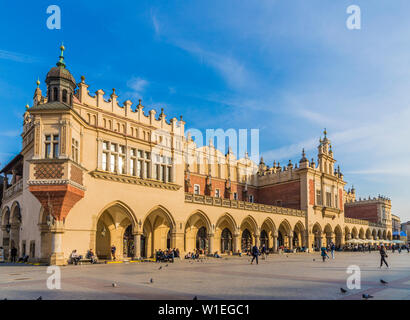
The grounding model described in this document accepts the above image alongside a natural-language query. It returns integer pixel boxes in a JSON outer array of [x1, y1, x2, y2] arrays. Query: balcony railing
[[3, 179, 23, 200], [185, 193, 306, 218]]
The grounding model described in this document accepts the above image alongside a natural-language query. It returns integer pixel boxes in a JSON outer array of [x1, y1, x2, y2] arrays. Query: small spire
[[302, 148, 306, 157], [25, 104, 29, 110], [81, 75, 85, 83], [36, 78, 40, 87], [323, 128, 327, 138], [180, 115, 183, 121], [56, 43, 66, 68], [138, 99, 142, 106]]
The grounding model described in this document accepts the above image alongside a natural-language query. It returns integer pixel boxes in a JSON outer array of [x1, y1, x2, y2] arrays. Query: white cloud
[[126, 77, 149, 100], [0, 49, 38, 63]]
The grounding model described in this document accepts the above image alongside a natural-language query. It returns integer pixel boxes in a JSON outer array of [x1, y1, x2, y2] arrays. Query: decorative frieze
[[89, 170, 182, 191]]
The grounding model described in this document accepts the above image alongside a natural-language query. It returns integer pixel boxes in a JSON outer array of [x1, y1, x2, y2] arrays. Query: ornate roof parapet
[[74, 76, 182, 134]]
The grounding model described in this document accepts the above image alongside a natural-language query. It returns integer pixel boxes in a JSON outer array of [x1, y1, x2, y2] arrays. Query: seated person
[[70, 250, 81, 265], [86, 249, 97, 264], [214, 251, 221, 258]]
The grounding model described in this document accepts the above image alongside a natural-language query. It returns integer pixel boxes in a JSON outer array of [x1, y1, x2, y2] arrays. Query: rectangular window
[[162, 165, 166, 183], [118, 156, 124, 174], [335, 195, 338, 208], [102, 153, 108, 171], [110, 154, 115, 172], [44, 134, 59, 159], [130, 158, 135, 175], [103, 141, 108, 150], [137, 160, 143, 178], [316, 190, 322, 206], [45, 142, 51, 159], [194, 184, 200, 195], [249, 195, 254, 203], [156, 164, 160, 180], [326, 192, 332, 207], [72, 138, 79, 163], [146, 162, 150, 178], [215, 189, 220, 198], [167, 166, 172, 182], [233, 192, 238, 200]]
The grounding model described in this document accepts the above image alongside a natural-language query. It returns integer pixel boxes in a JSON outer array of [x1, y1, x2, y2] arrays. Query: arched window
[[241, 229, 252, 252], [62, 89, 68, 103], [53, 87, 58, 101], [260, 230, 269, 248], [196, 227, 207, 250]]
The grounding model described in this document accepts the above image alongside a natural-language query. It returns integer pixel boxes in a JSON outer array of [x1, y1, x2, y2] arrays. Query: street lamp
[[5, 224, 11, 234]]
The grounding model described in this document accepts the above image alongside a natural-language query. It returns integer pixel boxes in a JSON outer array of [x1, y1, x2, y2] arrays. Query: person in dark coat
[[250, 244, 260, 265], [320, 247, 329, 262], [10, 247, 17, 263], [111, 245, 117, 261], [379, 244, 389, 268]]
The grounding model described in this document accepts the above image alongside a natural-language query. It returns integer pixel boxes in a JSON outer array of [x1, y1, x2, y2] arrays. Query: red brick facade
[[257, 181, 301, 209], [345, 203, 378, 222]]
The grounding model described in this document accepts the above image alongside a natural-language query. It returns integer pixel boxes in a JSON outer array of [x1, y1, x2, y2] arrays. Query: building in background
[[0, 46, 399, 265]]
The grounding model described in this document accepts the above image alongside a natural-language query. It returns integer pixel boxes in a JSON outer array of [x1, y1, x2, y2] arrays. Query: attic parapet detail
[[75, 77, 184, 135]]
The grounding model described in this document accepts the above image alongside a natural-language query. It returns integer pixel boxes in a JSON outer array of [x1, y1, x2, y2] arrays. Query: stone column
[[133, 232, 141, 260], [233, 232, 241, 254], [208, 233, 214, 255], [272, 232, 278, 252], [49, 221, 65, 266], [288, 235, 293, 250], [254, 234, 260, 247]]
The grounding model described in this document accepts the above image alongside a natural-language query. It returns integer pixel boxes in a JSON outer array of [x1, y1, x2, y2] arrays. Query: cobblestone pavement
[[0, 252, 409, 300]]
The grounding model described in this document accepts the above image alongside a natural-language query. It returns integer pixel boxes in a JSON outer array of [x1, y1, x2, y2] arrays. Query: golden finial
[[36, 78, 40, 87], [25, 104, 29, 110], [60, 42, 65, 52], [324, 128, 327, 137]]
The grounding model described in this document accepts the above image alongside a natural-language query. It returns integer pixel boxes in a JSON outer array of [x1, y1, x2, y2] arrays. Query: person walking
[[379, 244, 389, 268], [320, 246, 329, 262], [261, 244, 267, 260], [10, 247, 17, 263], [250, 244, 260, 265], [330, 242, 335, 259], [111, 244, 117, 261]]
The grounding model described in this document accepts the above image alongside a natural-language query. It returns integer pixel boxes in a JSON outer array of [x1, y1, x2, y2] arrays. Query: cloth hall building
[[0, 47, 396, 265]]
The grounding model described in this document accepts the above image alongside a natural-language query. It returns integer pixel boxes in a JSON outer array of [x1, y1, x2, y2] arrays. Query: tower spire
[[56, 43, 66, 68]]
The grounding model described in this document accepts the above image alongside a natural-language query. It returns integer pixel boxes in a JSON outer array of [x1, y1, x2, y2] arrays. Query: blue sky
[[0, 1, 409, 221]]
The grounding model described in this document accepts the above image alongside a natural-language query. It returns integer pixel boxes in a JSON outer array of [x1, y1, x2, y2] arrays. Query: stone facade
[[0, 47, 397, 265]]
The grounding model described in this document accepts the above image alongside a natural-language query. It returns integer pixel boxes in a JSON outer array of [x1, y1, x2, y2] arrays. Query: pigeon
[[158, 266, 162, 270], [362, 294, 374, 299], [193, 296, 198, 300], [165, 264, 168, 267], [286, 255, 288, 258], [340, 288, 347, 293], [112, 283, 117, 287], [150, 278, 154, 283], [313, 259, 315, 261], [36, 296, 42, 300], [380, 279, 388, 285]]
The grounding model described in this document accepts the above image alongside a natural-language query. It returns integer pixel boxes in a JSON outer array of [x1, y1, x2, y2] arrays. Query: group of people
[[155, 248, 179, 262], [70, 249, 97, 265]]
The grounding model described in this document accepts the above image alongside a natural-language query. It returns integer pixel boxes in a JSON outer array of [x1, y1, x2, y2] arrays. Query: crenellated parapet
[[74, 76, 184, 136]]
